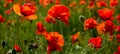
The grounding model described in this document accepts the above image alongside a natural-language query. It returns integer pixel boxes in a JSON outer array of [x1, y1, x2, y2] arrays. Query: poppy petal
[[13, 3, 22, 16]]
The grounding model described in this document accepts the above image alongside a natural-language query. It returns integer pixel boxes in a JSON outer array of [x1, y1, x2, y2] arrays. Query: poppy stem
[[16, 16, 25, 54], [51, 22, 54, 32], [90, 29, 93, 37], [59, 21, 63, 35]]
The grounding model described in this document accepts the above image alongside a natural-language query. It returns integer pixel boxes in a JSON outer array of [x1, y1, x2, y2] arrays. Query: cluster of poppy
[[82, 0, 119, 49], [36, 21, 64, 54], [79, 0, 118, 8], [1, 0, 120, 54], [83, 7, 117, 48]]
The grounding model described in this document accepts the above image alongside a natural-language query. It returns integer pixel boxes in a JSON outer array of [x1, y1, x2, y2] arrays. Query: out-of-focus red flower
[[84, 18, 98, 30], [36, 22, 46, 35], [96, 1, 107, 7], [0, 15, 5, 23], [79, 0, 86, 5], [114, 46, 120, 54], [110, 0, 118, 7], [69, 1, 76, 7], [96, 22, 105, 35], [117, 34, 120, 43], [6, 0, 14, 3], [5, 9, 11, 15], [13, 3, 37, 20], [116, 14, 120, 23], [45, 5, 70, 25], [118, 46, 120, 53], [115, 26, 120, 32], [3, 3, 8, 8], [88, 1, 94, 9], [25, 0, 30, 2], [55, 0, 60, 4], [7, 20, 15, 26], [44, 32, 64, 54], [105, 20, 114, 35], [39, 0, 60, 7], [14, 44, 21, 52], [39, 0, 51, 7], [88, 36, 102, 48], [71, 32, 80, 44], [97, 8, 114, 20]]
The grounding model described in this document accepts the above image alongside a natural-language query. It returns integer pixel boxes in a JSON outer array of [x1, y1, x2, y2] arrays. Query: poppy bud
[[79, 15, 85, 22], [2, 40, 6, 48], [12, 49, 16, 54]]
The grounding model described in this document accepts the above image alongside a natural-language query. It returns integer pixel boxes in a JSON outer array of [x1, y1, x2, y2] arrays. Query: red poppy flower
[[0, 15, 5, 23], [5, 9, 11, 15], [84, 18, 98, 30], [3, 3, 8, 8], [20, 3, 36, 16], [44, 32, 64, 54], [96, 1, 107, 7], [117, 34, 120, 43], [97, 8, 114, 20], [79, 0, 86, 5], [88, 1, 94, 9], [39, 0, 51, 7], [105, 20, 114, 35], [45, 5, 70, 25], [118, 46, 120, 53], [55, 0, 60, 4], [71, 32, 80, 44], [14, 44, 21, 52], [36, 22, 46, 35], [88, 36, 102, 48], [110, 0, 118, 7], [13, 3, 37, 20], [115, 26, 120, 32]]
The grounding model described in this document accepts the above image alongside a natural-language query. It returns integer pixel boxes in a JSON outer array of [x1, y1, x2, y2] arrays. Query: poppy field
[[0, 0, 120, 54]]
